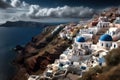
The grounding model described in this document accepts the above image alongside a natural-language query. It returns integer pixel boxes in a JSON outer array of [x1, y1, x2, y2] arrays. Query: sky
[[21, 0, 120, 8], [0, 0, 120, 24]]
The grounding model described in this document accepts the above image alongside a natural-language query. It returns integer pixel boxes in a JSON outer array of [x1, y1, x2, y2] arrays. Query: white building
[[98, 16, 108, 22], [111, 40, 120, 49], [106, 27, 118, 36], [114, 17, 120, 24], [81, 34, 93, 41], [75, 36, 92, 49], [59, 32, 67, 39], [28, 75, 40, 80], [79, 27, 98, 35], [98, 34, 113, 49], [97, 21, 110, 29]]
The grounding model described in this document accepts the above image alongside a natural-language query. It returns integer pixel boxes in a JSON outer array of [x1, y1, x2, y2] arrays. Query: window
[[103, 25, 104, 28], [114, 44, 116, 48], [113, 31, 115, 35], [106, 43, 109, 47], [81, 44, 82, 47], [79, 52, 81, 55], [67, 62, 70, 65], [101, 43, 103, 46], [60, 56, 64, 59], [71, 62, 73, 65], [59, 63, 64, 67]]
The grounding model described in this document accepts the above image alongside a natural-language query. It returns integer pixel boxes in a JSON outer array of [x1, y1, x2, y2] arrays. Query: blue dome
[[100, 34, 113, 41], [76, 37, 85, 42]]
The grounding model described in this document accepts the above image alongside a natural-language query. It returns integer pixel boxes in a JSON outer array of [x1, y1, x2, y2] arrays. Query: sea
[[0, 26, 44, 80]]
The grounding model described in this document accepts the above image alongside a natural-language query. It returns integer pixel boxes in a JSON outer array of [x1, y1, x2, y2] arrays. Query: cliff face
[[0, 21, 45, 27], [0, 21, 63, 27], [12, 25, 72, 80]]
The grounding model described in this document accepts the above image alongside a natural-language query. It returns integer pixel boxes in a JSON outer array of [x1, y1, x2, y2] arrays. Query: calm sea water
[[0, 27, 44, 80]]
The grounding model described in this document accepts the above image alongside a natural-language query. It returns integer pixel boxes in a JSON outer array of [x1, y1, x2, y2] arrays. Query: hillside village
[[20, 8, 120, 80]]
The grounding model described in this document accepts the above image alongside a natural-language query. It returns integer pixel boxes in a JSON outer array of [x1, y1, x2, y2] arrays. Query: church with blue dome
[[99, 34, 113, 49], [76, 37, 86, 42], [100, 34, 113, 41], [75, 36, 86, 49], [75, 36, 92, 49]]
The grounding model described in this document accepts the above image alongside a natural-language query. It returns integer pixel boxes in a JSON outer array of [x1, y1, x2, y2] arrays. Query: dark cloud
[[1, 0, 119, 23], [0, 0, 11, 8], [21, 0, 120, 8]]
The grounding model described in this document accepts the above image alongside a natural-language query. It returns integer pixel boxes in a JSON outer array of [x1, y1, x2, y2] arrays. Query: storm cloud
[[0, 0, 11, 8], [0, 0, 104, 23]]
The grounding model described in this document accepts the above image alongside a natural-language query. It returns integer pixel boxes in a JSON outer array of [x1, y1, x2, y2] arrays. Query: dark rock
[[14, 45, 23, 51], [36, 42, 47, 49]]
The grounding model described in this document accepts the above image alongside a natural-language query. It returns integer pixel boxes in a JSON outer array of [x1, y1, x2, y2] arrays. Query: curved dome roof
[[100, 34, 113, 41], [76, 37, 85, 42]]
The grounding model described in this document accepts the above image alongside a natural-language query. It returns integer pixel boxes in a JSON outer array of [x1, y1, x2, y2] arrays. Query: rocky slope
[[12, 24, 72, 80]]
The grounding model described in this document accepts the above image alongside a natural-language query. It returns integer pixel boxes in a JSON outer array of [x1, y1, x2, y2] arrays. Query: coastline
[[12, 24, 72, 80], [0, 26, 46, 80]]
